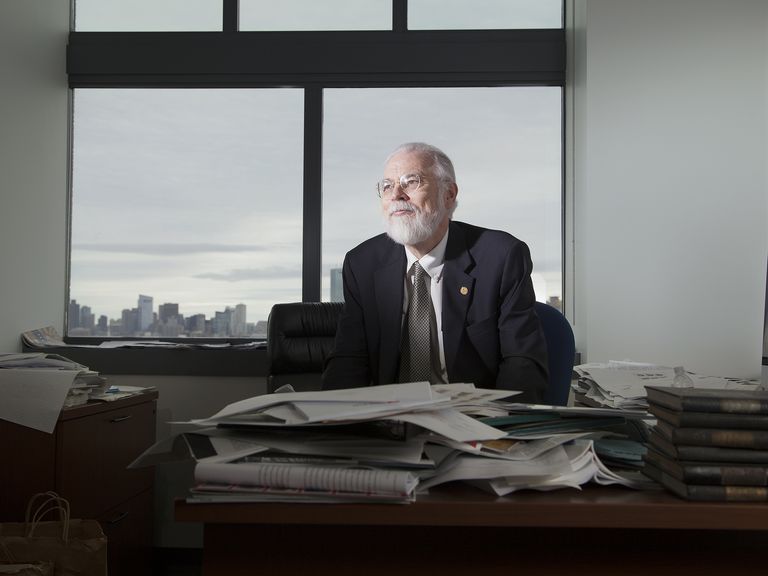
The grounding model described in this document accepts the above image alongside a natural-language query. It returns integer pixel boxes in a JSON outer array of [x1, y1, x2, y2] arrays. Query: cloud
[[194, 266, 300, 282]]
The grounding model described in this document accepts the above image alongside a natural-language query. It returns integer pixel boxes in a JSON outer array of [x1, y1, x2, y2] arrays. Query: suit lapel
[[374, 245, 406, 383], [442, 222, 475, 379]]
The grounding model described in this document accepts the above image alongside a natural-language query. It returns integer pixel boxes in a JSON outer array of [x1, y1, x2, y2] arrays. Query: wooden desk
[[176, 484, 768, 576]]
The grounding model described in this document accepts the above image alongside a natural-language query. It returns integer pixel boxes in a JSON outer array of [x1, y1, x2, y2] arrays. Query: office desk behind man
[[176, 485, 768, 576]]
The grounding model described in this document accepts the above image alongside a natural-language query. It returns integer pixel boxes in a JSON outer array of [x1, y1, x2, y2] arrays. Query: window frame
[[62, 0, 566, 374]]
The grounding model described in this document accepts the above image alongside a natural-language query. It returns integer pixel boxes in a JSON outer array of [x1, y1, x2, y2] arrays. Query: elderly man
[[322, 142, 548, 402]]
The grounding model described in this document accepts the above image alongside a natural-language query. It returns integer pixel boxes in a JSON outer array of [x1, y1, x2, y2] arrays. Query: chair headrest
[[267, 302, 344, 374]]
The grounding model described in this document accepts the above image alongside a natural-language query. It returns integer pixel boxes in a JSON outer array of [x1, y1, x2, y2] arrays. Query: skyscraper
[[213, 308, 233, 336], [232, 303, 247, 336], [159, 303, 179, 324], [80, 305, 95, 330], [138, 294, 153, 332], [68, 299, 81, 330], [121, 308, 139, 336], [330, 268, 344, 302]]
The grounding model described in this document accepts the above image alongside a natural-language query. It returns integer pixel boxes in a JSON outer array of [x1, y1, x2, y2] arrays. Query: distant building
[[80, 306, 95, 331], [253, 320, 268, 339], [186, 314, 206, 336], [121, 308, 139, 336], [158, 317, 183, 337], [330, 267, 344, 302], [213, 308, 233, 336], [68, 299, 81, 330], [158, 302, 179, 324], [231, 303, 247, 336], [108, 318, 122, 336], [138, 294, 153, 331]]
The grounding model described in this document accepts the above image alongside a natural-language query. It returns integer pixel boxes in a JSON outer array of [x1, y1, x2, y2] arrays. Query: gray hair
[[386, 142, 458, 218], [386, 142, 456, 189]]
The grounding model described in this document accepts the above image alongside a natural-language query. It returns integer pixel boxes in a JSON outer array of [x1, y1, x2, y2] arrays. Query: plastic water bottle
[[672, 366, 694, 388]]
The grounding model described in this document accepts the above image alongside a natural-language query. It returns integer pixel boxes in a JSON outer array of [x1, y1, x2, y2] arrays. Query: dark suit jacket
[[322, 220, 548, 402]]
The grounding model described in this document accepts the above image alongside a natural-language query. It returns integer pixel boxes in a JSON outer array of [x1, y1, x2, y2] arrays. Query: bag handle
[[25, 492, 71, 542]]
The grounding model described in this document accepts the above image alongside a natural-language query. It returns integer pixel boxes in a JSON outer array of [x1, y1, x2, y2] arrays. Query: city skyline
[[68, 294, 266, 338], [68, 265, 348, 336], [67, 282, 562, 339]]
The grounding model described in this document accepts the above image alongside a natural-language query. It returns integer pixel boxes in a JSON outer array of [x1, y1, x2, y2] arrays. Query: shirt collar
[[404, 228, 449, 280]]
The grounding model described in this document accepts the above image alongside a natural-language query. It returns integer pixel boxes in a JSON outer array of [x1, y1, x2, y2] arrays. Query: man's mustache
[[388, 201, 417, 215]]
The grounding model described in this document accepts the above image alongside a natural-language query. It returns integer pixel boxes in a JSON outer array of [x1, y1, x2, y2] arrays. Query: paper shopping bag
[[0, 539, 54, 576], [0, 493, 107, 576]]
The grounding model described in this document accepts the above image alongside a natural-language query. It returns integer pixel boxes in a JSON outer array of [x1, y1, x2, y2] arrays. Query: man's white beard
[[383, 200, 445, 246]]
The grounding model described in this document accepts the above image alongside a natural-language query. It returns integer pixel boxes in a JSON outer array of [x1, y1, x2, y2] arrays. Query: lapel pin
[[460, 286, 469, 296]]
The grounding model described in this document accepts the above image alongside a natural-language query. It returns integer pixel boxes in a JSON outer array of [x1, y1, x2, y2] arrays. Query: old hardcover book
[[648, 430, 768, 464], [642, 461, 768, 501], [653, 419, 768, 449], [643, 446, 768, 486], [648, 403, 768, 430], [645, 386, 768, 414]]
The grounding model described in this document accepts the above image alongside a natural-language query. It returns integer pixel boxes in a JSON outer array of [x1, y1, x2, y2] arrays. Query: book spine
[[683, 466, 768, 486], [687, 485, 768, 502], [648, 403, 768, 429], [681, 397, 768, 414], [674, 444, 768, 464], [676, 413, 768, 430], [672, 428, 768, 449]]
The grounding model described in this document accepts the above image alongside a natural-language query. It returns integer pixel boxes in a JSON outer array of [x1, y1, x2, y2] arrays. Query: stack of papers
[[572, 361, 759, 411], [0, 352, 109, 432], [134, 382, 656, 503], [0, 352, 108, 406]]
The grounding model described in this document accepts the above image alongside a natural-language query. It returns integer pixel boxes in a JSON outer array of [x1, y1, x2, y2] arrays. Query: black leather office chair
[[534, 301, 576, 406], [266, 302, 344, 393], [266, 300, 575, 404]]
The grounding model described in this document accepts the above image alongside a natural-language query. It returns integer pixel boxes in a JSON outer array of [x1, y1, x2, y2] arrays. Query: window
[[322, 87, 562, 305], [69, 89, 303, 338], [239, 0, 391, 31], [74, 0, 223, 31], [66, 1, 565, 341], [408, 0, 563, 30]]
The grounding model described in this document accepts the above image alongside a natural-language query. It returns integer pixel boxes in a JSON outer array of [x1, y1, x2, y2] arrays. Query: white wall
[[0, 1, 69, 351], [572, 0, 768, 378]]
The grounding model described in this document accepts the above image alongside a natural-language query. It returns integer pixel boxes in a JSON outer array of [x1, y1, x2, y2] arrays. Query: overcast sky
[[70, 1, 563, 326]]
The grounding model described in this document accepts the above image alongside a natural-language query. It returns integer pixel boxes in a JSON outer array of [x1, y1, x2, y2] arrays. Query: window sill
[[23, 344, 268, 377]]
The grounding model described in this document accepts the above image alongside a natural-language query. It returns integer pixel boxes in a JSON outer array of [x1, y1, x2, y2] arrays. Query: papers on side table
[[0, 352, 109, 433], [572, 361, 759, 410]]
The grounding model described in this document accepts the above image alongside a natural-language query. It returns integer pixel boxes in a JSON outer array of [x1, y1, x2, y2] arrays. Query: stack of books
[[642, 385, 768, 501]]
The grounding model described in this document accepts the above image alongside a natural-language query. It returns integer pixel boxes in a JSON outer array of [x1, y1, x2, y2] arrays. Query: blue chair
[[535, 302, 576, 406]]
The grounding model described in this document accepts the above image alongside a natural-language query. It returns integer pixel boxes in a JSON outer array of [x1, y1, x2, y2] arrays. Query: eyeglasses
[[376, 173, 423, 199]]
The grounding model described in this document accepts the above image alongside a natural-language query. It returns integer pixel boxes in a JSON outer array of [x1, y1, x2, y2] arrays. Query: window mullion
[[302, 86, 323, 302], [223, 0, 238, 32], [393, 0, 408, 32]]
